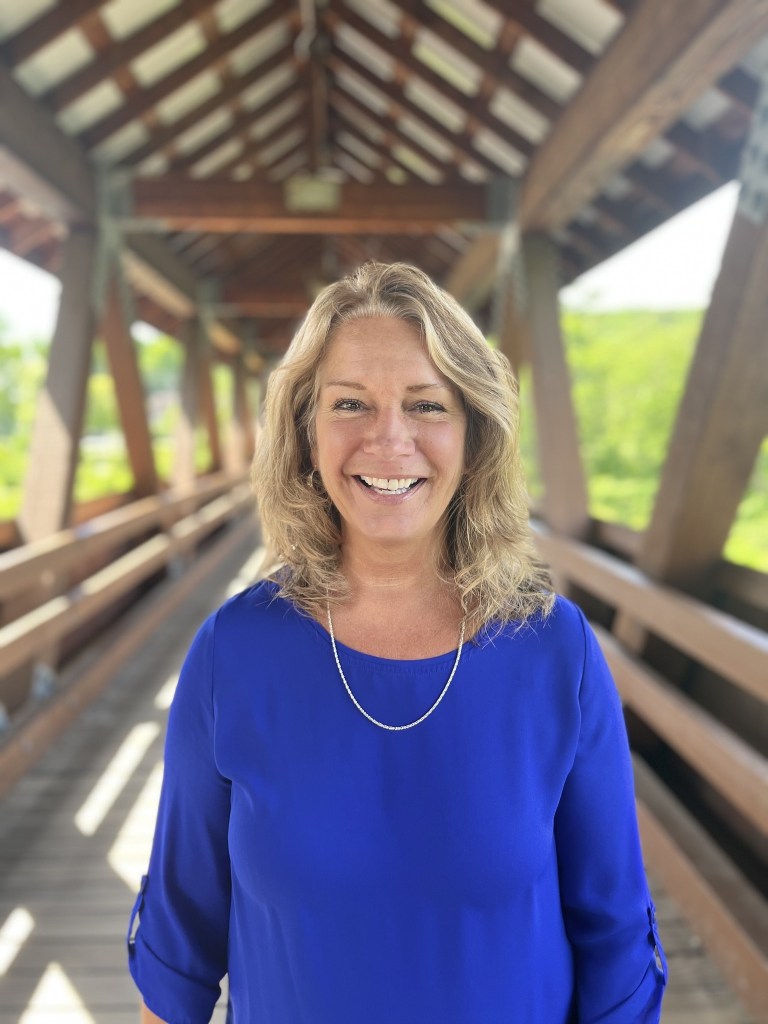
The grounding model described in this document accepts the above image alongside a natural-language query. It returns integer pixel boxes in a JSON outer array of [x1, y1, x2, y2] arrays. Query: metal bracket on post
[[31, 662, 58, 701], [93, 167, 135, 317], [738, 63, 768, 226]]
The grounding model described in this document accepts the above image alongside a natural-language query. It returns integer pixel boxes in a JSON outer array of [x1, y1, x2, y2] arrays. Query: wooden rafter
[[124, 45, 298, 167], [521, 0, 768, 232], [39, 0, 221, 114], [167, 84, 307, 174], [326, 3, 535, 165], [0, 0, 110, 68], [327, 49, 497, 175], [78, 0, 294, 150], [211, 104, 309, 179]]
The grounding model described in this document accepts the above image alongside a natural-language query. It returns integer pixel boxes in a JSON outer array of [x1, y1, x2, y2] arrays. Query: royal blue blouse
[[127, 580, 666, 1023]]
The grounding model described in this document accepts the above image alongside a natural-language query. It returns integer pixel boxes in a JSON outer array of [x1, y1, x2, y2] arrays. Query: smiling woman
[[128, 262, 667, 1024]]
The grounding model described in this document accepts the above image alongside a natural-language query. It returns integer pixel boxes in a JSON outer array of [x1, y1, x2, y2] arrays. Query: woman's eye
[[332, 398, 364, 411], [413, 401, 446, 413]]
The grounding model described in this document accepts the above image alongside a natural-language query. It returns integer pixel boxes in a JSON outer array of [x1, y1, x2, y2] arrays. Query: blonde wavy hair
[[252, 261, 553, 630]]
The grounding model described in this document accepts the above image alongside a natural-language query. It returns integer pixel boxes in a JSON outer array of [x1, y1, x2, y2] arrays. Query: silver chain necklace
[[326, 603, 465, 731]]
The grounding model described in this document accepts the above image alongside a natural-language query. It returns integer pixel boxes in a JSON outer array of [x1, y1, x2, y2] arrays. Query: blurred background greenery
[[1, 310, 765, 570]]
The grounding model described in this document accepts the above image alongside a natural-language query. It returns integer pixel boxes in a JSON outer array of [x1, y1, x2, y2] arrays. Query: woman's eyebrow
[[323, 379, 365, 390]]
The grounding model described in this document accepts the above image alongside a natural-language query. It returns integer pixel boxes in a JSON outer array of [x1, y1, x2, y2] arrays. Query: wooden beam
[[100, 275, 159, 497], [520, 0, 768, 232], [218, 289, 312, 318], [0, 64, 94, 222], [523, 234, 589, 538], [0, 0, 109, 68], [448, 0, 768, 301], [18, 228, 98, 541], [621, 201, 768, 592], [125, 177, 489, 233]]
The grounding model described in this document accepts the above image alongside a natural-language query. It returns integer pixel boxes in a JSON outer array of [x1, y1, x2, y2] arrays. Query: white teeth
[[360, 476, 419, 491]]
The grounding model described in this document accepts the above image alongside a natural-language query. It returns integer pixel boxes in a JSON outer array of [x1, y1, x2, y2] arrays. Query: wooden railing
[[531, 521, 768, 1019], [0, 472, 258, 786]]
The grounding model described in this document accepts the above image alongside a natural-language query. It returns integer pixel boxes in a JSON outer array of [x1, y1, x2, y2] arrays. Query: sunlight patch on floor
[[154, 672, 178, 710], [18, 962, 96, 1023], [107, 761, 164, 891], [75, 722, 161, 837], [0, 907, 34, 976]]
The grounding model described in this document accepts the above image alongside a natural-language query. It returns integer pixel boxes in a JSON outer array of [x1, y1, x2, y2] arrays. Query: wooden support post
[[173, 319, 200, 492], [231, 357, 255, 469], [19, 227, 98, 541], [619, 73, 768, 608], [100, 274, 158, 497], [198, 320, 222, 473], [522, 233, 590, 539]]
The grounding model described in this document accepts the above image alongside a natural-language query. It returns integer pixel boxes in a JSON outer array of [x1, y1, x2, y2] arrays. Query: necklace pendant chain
[[326, 603, 465, 731]]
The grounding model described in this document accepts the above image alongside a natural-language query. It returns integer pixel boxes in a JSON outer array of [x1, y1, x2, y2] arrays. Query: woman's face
[[312, 316, 467, 556]]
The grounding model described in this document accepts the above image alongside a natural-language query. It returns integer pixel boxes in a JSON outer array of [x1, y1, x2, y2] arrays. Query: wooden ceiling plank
[[167, 81, 306, 174], [482, 0, 594, 75], [41, 0, 222, 114], [326, 4, 535, 161], [331, 87, 451, 181], [333, 112, 420, 182], [79, 0, 293, 149], [210, 102, 309, 178], [0, 0, 110, 69], [124, 44, 297, 167], [328, 48, 498, 175], [392, 0, 560, 122], [520, 0, 768, 232]]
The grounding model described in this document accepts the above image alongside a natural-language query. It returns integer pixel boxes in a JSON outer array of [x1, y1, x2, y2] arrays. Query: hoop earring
[[306, 468, 321, 492]]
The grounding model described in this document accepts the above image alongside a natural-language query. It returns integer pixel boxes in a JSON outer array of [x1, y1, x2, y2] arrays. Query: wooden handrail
[[0, 471, 249, 602], [595, 626, 767, 837], [634, 758, 768, 1020], [0, 485, 253, 678], [532, 521, 768, 705]]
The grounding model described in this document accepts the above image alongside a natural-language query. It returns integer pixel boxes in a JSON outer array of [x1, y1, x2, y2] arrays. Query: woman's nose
[[362, 408, 416, 456]]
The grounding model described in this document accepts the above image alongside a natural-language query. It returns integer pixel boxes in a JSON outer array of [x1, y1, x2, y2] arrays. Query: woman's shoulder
[[211, 577, 301, 634], [480, 593, 587, 649]]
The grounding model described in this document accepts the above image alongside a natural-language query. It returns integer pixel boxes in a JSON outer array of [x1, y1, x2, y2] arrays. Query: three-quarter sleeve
[[127, 612, 231, 1024], [554, 609, 667, 1023]]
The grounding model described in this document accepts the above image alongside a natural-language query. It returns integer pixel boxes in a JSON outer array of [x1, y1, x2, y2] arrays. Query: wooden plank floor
[[0, 532, 758, 1023]]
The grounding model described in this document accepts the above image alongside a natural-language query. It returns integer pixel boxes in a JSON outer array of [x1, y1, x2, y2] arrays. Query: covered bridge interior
[[0, 0, 766, 1020]]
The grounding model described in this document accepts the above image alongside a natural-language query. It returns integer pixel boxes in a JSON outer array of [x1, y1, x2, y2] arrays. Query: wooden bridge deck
[[0, 534, 757, 1024]]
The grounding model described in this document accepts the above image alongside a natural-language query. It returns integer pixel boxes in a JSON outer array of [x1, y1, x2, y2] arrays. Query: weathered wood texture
[[626, 209, 768, 593], [18, 228, 97, 542], [100, 276, 158, 498], [523, 234, 589, 538]]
